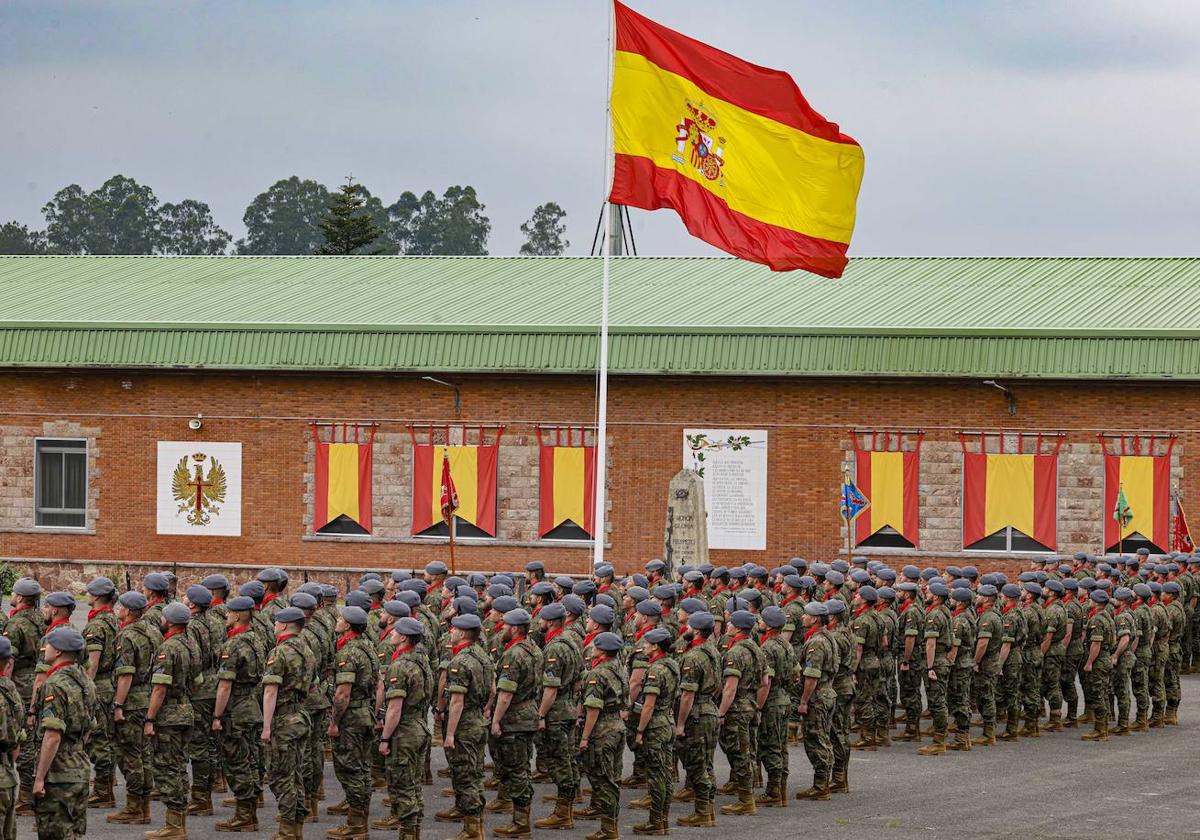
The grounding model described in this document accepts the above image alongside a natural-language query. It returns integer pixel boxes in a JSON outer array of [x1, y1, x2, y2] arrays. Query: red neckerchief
[[1113, 603, 1126, 616], [647, 650, 666, 664], [544, 626, 563, 645], [226, 624, 252, 639], [760, 629, 780, 643], [87, 606, 112, 621], [952, 605, 967, 616], [45, 618, 71, 635], [504, 634, 527, 651], [583, 629, 601, 648], [625, 609, 635, 623], [1087, 606, 1102, 620], [429, 581, 444, 596], [451, 639, 473, 658], [45, 661, 72, 680], [162, 626, 185, 642], [802, 626, 821, 643], [779, 593, 798, 607], [687, 635, 707, 650], [853, 605, 870, 618], [146, 597, 163, 609], [875, 602, 889, 613], [592, 654, 612, 666], [1149, 597, 1159, 606], [391, 642, 414, 662], [976, 604, 990, 616], [211, 597, 224, 606], [712, 584, 727, 597], [275, 632, 295, 645], [660, 604, 671, 615], [597, 583, 610, 594], [635, 624, 654, 641], [823, 590, 836, 602], [337, 631, 360, 651], [8, 604, 31, 618], [725, 632, 749, 650], [1061, 593, 1074, 604], [1001, 602, 1017, 615], [261, 592, 278, 608], [531, 605, 542, 619], [686, 586, 703, 598], [120, 618, 137, 629], [925, 603, 939, 615]]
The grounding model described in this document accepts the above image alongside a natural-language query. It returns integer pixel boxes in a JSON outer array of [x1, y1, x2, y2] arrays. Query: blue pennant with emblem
[[840, 476, 870, 523]]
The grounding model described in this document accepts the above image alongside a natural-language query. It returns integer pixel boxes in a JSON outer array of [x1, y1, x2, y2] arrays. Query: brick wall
[[1, 370, 1197, 582]]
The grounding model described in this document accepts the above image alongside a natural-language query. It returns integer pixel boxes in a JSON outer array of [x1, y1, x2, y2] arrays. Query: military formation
[[0, 545, 1196, 839]]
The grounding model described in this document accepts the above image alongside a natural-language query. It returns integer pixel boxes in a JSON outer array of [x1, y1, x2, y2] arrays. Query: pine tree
[[317, 177, 385, 255], [519, 202, 569, 256]]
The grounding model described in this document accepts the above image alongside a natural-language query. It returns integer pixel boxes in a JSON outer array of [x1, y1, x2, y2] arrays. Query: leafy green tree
[[40, 184, 94, 254], [42, 175, 161, 254], [236, 176, 330, 255], [0, 221, 49, 254], [316, 178, 386, 255], [158, 199, 231, 255], [387, 185, 490, 255], [519, 202, 569, 255]]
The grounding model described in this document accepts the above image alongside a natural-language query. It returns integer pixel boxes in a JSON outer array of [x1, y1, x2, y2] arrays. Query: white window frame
[[33, 437, 88, 530]]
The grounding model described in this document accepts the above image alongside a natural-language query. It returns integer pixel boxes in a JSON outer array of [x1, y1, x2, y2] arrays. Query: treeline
[[0, 174, 569, 257]]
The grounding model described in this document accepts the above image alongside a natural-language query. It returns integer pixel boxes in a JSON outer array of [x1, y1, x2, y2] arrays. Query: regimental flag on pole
[[1103, 449, 1171, 552], [538, 435, 598, 538], [961, 451, 1059, 551], [312, 425, 375, 533], [1113, 484, 1134, 532], [440, 450, 459, 525], [853, 448, 920, 547], [412, 443, 499, 536], [1174, 492, 1194, 554], [609, 1, 865, 276], [840, 474, 870, 524]]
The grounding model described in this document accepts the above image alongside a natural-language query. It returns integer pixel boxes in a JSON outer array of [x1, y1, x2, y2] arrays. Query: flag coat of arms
[[609, 1, 864, 276], [841, 475, 870, 523]]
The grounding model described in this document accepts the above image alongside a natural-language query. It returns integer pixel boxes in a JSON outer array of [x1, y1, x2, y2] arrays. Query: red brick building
[[2, 255, 1198, 586]]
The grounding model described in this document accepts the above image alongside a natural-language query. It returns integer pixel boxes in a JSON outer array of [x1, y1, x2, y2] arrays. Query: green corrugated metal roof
[[1, 255, 1198, 378]]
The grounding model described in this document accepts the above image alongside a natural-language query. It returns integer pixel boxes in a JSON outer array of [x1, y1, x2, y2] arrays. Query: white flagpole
[[593, 0, 617, 568]]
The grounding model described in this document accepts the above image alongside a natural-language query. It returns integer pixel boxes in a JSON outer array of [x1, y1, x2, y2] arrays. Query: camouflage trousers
[[1111, 660, 1132, 723], [265, 709, 311, 824], [541, 718, 578, 799], [881, 656, 897, 720], [801, 690, 835, 785], [151, 724, 190, 810], [1131, 659, 1151, 719], [997, 664, 1022, 728], [114, 710, 154, 797], [1061, 652, 1083, 719], [1166, 654, 1182, 709], [831, 694, 852, 775], [581, 720, 623, 820], [33, 780, 88, 840], [218, 720, 263, 805], [87, 681, 116, 784], [853, 666, 881, 731], [949, 667, 973, 731], [186, 695, 217, 792], [717, 710, 755, 792], [1149, 656, 1167, 708], [1086, 665, 1112, 728], [642, 721, 676, 817], [624, 715, 644, 780], [302, 706, 328, 798], [331, 719, 374, 810], [756, 704, 789, 781], [923, 665, 949, 734], [494, 730, 535, 808], [385, 719, 430, 827], [677, 713, 717, 803], [898, 665, 923, 724], [447, 719, 487, 817], [1192, 612, 1200, 669], [1021, 652, 1043, 720], [972, 670, 997, 726], [1040, 655, 1063, 712], [0, 783, 13, 840]]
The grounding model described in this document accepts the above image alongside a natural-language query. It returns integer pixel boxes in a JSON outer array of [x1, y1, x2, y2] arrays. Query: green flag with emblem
[[1113, 483, 1133, 530]]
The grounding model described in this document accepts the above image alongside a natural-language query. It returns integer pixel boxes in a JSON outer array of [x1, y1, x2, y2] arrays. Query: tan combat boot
[[144, 807, 188, 839], [1166, 706, 1180, 725], [584, 816, 619, 840], [88, 775, 117, 808], [573, 801, 604, 820], [186, 787, 214, 816], [628, 794, 652, 809], [754, 777, 784, 807], [917, 731, 946, 755], [676, 799, 715, 827], [876, 725, 892, 747], [1131, 713, 1150, 732], [535, 796, 576, 830], [719, 788, 757, 815], [894, 722, 921, 742], [1045, 712, 1063, 732], [323, 806, 369, 839], [108, 794, 146, 825], [306, 794, 320, 823], [633, 809, 670, 835], [971, 724, 996, 747], [671, 786, 694, 803], [453, 814, 486, 840], [326, 799, 350, 816], [372, 811, 402, 830], [849, 728, 876, 751], [946, 731, 972, 751], [485, 796, 514, 814], [214, 799, 259, 832], [829, 770, 849, 793], [493, 803, 533, 838]]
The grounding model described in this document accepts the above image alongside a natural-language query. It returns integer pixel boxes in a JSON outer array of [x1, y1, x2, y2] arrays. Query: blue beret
[[530, 581, 556, 597], [727, 568, 747, 580], [297, 582, 323, 598], [961, 566, 979, 579], [86, 577, 116, 597], [1023, 582, 1042, 597], [740, 589, 762, 603], [1018, 571, 1037, 582], [524, 561, 545, 573], [824, 570, 844, 586], [859, 585, 878, 602], [488, 584, 513, 598], [451, 614, 482, 631], [562, 595, 586, 616], [321, 584, 339, 599], [425, 561, 448, 575], [1045, 579, 1064, 594], [573, 580, 597, 596], [275, 606, 305, 624], [782, 574, 803, 590], [443, 576, 466, 593], [163, 603, 191, 624], [652, 584, 676, 600], [359, 580, 385, 596], [699, 563, 715, 574], [401, 579, 428, 596], [789, 558, 807, 570], [594, 563, 614, 577], [345, 591, 372, 609], [1095, 579, 1112, 591], [679, 597, 708, 614], [850, 570, 871, 584], [12, 578, 40, 597], [256, 568, 283, 583], [761, 606, 786, 628], [1136, 547, 1150, 556], [226, 595, 256, 612], [1079, 577, 1096, 589], [631, 574, 650, 588], [395, 617, 424, 637], [1149, 581, 1163, 594], [239, 581, 265, 599], [830, 560, 849, 574], [589, 604, 615, 625], [729, 610, 757, 630], [540, 602, 566, 621], [877, 586, 896, 600], [384, 600, 412, 618], [492, 596, 519, 614], [553, 575, 574, 590], [1090, 590, 1109, 604], [0, 638, 10, 658], [119, 591, 148, 611], [390, 570, 413, 583], [826, 599, 846, 615], [626, 586, 649, 602], [1001, 584, 1021, 598], [395, 591, 421, 609], [951, 578, 972, 590], [851, 555, 868, 566], [977, 584, 998, 598], [594, 632, 624, 652], [1133, 583, 1153, 600], [902, 565, 920, 580], [1073, 552, 1088, 561], [645, 559, 666, 572], [287, 592, 315, 610], [635, 600, 661, 617], [929, 582, 950, 598], [644, 627, 672, 645], [1114, 587, 1133, 602], [945, 566, 963, 579], [1062, 578, 1078, 591], [504, 608, 532, 626], [804, 601, 828, 617], [688, 611, 715, 631], [455, 586, 476, 600], [1058, 565, 1073, 575], [46, 591, 75, 609], [951, 588, 973, 603], [468, 573, 486, 587], [185, 584, 212, 607], [143, 573, 169, 592], [453, 597, 477, 616], [341, 606, 368, 625], [1164, 581, 1182, 594], [492, 574, 514, 587], [897, 581, 918, 593], [46, 628, 86, 653]]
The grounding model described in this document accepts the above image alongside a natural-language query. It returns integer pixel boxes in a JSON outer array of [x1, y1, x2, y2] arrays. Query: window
[[856, 525, 915, 549], [1105, 533, 1166, 555], [965, 527, 1053, 553], [35, 439, 87, 528]]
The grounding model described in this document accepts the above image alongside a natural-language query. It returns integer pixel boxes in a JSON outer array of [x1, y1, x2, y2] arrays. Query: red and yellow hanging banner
[[1101, 434, 1174, 551], [609, 1, 864, 276], [852, 431, 921, 546], [312, 424, 376, 533], [537, 427, 597, 537], [960, 432, 1062, 550], [410, 426, 504, 537]]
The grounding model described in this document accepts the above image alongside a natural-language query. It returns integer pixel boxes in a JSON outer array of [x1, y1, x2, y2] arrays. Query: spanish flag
[[609, 1, 864, 276], [1104, 454, 1170, 551], [539, 444, 597, 537], [313, 428, 374, 533], [412, 444, 498, 536], [854, 450, 919, 547], [962, 453, 1058, 550]]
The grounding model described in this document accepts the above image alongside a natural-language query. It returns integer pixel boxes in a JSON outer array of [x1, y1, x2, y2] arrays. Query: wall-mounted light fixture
[[982, 380, 1017, 416], [421, 376, 462, 415]]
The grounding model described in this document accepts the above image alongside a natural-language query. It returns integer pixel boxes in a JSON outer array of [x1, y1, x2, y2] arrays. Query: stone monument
[[664, 468, 708, 574]]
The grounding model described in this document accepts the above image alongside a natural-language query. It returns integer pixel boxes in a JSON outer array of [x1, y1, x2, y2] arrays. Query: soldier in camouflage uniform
[[211, 594, 267, 833], [716, 609, 763, 816], [179, 584, 221, 817], [108, 591, 160, 826], [1081, 589, 1116, 741], [437, 613, 494, 840], [632, 626, 679, 835], [915, 582, 951, 756], [1038, 580, 1069, 732], [577, 632, 628, 840], [261, 606, 316, 840], [674, 611, 720, 827], [971, 585, 1002, 746], [145, 601, 196, 839], [1018, 581, 1044, 737], [142, 572, 171, 629], [893, 582, 924, 742], [81, 576, 119, 809], [380, 617, 434, 840], [4, 577, 45, 814], [754, 606, 792, 807], [848, 587, 882, 752], [257, 568, 288, 624], [490, 608, 542, 839], [292, 591, 332, 823], [873, 588, 898, 745], [323, 605, 379, 839], [624, 598, 662, 789], [1131, 583, 1156, 731], [33, 627, 96, 840], [1149, 581, 1170, 727], [1060, 578, 1086, 727], [946, 586, 977, 751], [996, 584, 1027, 741], [1110, 587, 1139, 735], [0, 637, 24, 840], [1162, 581, 1187, 724], [796, 601, 836, 799], [533, 602, 583, 831]]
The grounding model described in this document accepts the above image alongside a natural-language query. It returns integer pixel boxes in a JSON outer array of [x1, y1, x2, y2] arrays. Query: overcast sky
[[2, 1, 1198, 257]]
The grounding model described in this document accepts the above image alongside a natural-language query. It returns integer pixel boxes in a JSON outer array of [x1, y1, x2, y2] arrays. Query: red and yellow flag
[[962, 453, 1058, 550], [539, 444, 597, 537], [412, 444, 498, 536], [609, 1, 864, 276], [853, 450, 919, 547], [1104, 453, 1170, 550], [313, 427, 375, 533]]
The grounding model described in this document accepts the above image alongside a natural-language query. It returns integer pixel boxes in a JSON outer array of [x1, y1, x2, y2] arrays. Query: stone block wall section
[[0, 420, 101, 533]]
